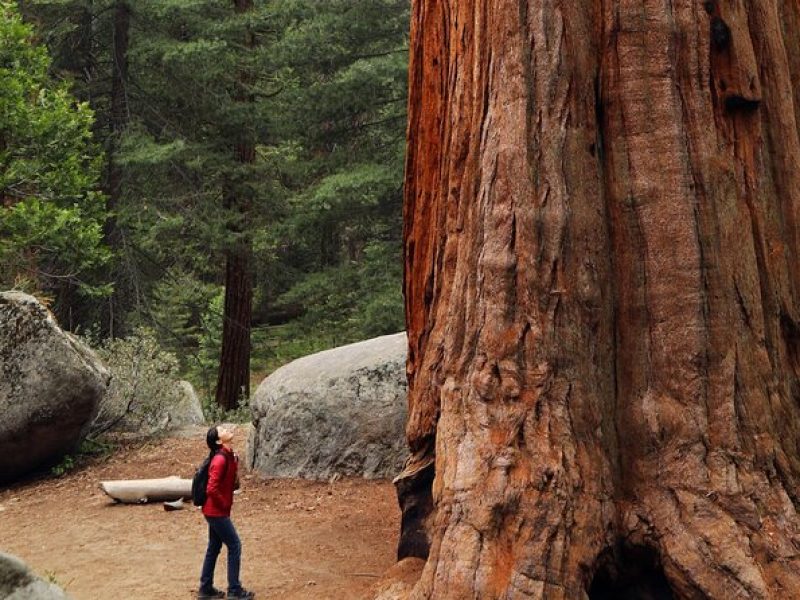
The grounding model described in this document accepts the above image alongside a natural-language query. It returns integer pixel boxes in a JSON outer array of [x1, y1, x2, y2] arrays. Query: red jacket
[[202, 447, 238, 517]]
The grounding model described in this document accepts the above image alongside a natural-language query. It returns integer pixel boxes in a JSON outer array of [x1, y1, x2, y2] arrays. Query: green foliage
[[193, 289, 224, 400], [19, 0, 409, 391], [43, 569, 74, 591], [49, 436, 115, 477], [0, 1, 109, 299], [109, 0, 408, 373], [261, 0, 408, 351], [89, 327, 184, 436], [277, 240, 403, 342], [50, 454, 75, 477], [119, 0, 287, 201], [202, 398, 251, 426], [78, 437, 116, 458], [148, 268, 218, 368], [358, 242, 405, 337]]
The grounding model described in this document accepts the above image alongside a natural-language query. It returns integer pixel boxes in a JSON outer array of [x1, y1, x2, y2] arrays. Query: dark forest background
[[1, 0, 409, 410]]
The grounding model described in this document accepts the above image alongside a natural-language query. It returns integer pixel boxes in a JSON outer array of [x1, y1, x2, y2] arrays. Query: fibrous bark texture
[[215, 232, 253, 410], [215, 0, 255, 411], [402, 0, 800, 598]]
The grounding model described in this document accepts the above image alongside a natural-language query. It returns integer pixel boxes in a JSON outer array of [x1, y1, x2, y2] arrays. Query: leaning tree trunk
[[401, 1, 800, 598]]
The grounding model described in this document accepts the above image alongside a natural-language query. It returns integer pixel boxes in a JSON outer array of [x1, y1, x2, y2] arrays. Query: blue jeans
[[200, 516, 243, 593]]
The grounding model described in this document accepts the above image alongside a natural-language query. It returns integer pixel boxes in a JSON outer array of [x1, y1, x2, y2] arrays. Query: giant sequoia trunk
[[401, 1, 800, 598]]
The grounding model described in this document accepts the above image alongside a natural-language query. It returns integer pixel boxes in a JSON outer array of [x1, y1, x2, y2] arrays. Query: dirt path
[[0, 429, 399, 599]]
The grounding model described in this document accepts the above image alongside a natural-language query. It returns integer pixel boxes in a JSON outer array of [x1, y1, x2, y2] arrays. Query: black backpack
[[191, 451, 227, 507]]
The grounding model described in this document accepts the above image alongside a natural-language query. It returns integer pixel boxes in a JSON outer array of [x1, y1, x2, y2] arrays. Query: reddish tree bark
[[400, 0, 800, 598], [215, 0, 255, 410], [215, 222, 253, 411]]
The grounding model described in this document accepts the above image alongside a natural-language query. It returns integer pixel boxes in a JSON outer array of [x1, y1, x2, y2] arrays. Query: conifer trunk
[[215, 219, 253, 411], [107, 0, 129, 207], [103, 0, 130, 337], [401, 1, 800, 598], [214, 0, 255, 411]]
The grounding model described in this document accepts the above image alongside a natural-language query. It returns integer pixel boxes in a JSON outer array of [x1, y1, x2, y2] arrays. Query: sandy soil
[[0, 428, 399, 599]]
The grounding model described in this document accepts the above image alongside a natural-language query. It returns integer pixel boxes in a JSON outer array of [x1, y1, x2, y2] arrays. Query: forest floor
[[0, 427, 399, 599]]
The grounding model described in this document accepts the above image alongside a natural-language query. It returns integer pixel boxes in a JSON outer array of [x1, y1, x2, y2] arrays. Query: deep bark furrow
[[779, 2, 800, 146], [743, 3, 800, 305]]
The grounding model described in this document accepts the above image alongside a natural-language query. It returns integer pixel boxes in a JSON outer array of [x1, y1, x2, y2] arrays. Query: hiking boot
[[227, 588, 255, 599], [197, 587, 225, 599]]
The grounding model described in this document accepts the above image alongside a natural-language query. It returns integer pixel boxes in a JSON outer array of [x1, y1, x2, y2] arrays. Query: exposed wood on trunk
[[395, 457, 435, 560], [401, 0, 800, 598]]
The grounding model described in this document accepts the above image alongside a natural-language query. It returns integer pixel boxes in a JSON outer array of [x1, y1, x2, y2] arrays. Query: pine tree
[[19, 0, 411, 389], [269, 0, 409, 344], [113, 0, 288, 407], [0, 0, 109, 313], [23, 0, 135, 332]]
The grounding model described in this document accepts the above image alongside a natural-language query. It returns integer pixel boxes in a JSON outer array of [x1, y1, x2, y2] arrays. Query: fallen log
[[100, 476, 192, 504]]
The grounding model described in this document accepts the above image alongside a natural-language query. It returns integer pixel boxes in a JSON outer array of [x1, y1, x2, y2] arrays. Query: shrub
[[88, 327, 183, 437]]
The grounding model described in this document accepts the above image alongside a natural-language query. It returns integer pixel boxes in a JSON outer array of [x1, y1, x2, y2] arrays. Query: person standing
[[198, 425, 254, 600]]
